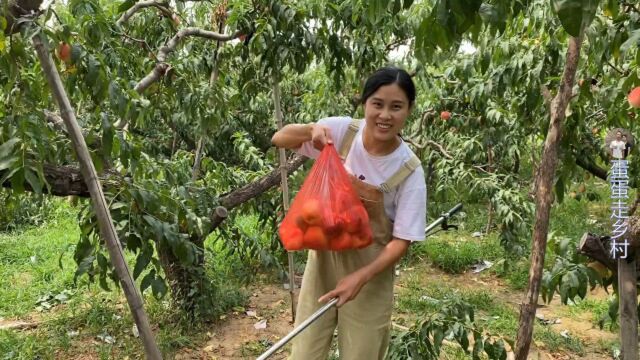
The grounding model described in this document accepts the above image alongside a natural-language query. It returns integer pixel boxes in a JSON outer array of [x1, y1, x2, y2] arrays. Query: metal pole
[[256, 298, 339, 360], [425, 203, 463, 234]]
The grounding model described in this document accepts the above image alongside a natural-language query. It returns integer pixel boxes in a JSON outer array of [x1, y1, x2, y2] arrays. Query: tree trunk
[[486, 145, 494, 233], [192, 18, 224, 181], [32, 33, 163, 360], [191, 138, 205, 181], [514, 34, 583, 360]]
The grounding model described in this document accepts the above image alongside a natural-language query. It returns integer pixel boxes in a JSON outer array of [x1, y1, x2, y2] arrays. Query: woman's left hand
[[318, 270, 369, 307]]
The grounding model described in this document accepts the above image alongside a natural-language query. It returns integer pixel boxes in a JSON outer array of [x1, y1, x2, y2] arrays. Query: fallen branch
[[0, 321, 38, 331]]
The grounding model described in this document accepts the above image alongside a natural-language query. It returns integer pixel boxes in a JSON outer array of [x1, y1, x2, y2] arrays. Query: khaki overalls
[[289, 119, 421, 360]]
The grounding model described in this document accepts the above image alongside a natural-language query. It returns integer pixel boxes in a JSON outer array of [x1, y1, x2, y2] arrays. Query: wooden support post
[[618, 253, 638, 360], [32, 32, 163, 359], [272, 76, 297, 323]]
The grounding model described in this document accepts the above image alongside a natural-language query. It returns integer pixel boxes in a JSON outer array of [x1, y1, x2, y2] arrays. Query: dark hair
[[361, 66, 416, 106]]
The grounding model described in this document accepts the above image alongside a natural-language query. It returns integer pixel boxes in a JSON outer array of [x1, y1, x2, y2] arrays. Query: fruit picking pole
[[256, 203, 463, 360], [256, 298, 339, 360], [425, 203, 463, 235]]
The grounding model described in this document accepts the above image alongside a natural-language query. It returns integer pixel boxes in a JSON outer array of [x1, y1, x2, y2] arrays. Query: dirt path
[[175, 263, 617, 359], [175, 284, 295, 360]]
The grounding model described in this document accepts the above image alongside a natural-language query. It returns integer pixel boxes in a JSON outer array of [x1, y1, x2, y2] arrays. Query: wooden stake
[[272, 76, 297, 322], [618, 253, 638, 360], [32, 32, 163, 360]]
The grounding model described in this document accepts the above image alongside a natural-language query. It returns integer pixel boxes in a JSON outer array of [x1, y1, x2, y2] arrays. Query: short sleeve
[[293, 117, 351, 159], [392, 173, 427, 242]]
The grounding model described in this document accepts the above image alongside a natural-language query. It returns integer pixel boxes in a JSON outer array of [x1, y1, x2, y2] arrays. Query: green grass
[[502, 260, 530, 291], [0, 210, 80, 318], [559, 297, 616, 330], [0, 203, 250, 358], [406, 231, 504, 274]]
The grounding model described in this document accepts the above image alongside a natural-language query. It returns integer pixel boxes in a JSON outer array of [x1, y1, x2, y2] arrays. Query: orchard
[[1, 0, 640, 359]]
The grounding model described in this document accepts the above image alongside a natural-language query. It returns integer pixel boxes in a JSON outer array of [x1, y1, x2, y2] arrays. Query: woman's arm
[[271, 123, 333, 150], [318, 238, 410, 307]]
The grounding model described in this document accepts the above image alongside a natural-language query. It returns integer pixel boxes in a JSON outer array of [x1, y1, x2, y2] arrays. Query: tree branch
[[2, 0, 43, 35], [116, 0, 172, 26], [574, 152, 608, 181], [405, 138, 454, 160], [606, 59, 626, 76], [209, 154, 308, 230], [131, 27, 241, 96]]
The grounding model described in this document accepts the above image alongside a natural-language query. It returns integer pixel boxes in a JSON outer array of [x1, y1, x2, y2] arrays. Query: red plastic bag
[[278, 144, 373, 251]]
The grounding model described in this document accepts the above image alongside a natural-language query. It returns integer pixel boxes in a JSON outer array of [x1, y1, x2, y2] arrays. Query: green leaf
[[0, 138, 20, 160], [24, 167, 42, 195], [117, 0, 136, 13], [151, 277, 168, 299], [472, 335, 484, 360], [0, 16, 7, 31], [11, 168, 25, 193], [140, 269, 156, 293], [133, 249, 152, 280], [551, 0, 599, 37], [621, 29, 640, 53], [173, 240, 195, 266], [554, 176, 564, 204], [0, 156, 18, 172]]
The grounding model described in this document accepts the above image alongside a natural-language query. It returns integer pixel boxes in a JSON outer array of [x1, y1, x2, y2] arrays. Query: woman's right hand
[[311, 124, 334, 150]]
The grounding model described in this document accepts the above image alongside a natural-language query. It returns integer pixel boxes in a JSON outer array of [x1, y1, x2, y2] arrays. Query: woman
[[271, 66, 427, 360]]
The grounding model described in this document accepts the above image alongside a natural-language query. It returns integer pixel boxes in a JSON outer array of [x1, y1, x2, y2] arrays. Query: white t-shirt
[[610, 140, 625, 159], [295, 116, 427, 242]]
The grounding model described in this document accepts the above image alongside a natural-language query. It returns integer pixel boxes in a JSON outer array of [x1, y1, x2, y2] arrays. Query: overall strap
[[379, 153, 421, 193], [339, 118, 362, 160]]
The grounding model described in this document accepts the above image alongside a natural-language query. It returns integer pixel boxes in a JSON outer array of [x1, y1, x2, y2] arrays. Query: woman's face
[[362, 83, 411, 144]]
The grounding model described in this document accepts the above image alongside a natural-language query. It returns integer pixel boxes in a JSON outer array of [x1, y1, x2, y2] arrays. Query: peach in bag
[[278, 144, 372, 251]]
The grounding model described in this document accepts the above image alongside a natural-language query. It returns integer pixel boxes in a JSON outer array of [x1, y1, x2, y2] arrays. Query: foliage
[[540, 232, 608, 304], [0, 190, 63, 232], [389, 294, 510, 360]]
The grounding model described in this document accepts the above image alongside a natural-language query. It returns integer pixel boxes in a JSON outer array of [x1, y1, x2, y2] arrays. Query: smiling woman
[[271, 66, 427, 360]]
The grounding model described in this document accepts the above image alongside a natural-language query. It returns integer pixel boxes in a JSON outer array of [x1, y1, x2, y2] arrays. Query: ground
[[170, 264, 619, 360], [0, 184, 630, 359]]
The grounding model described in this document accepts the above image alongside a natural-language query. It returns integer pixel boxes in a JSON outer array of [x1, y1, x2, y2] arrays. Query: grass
[[559, 296, 616, 330], [406, 230, 504, 274], [0, 209, 80, 318], [0, 202, 250, 359]]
